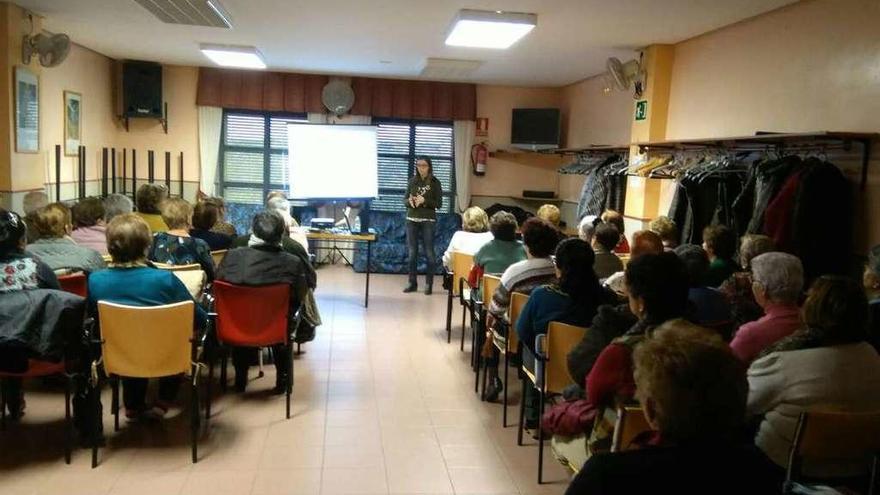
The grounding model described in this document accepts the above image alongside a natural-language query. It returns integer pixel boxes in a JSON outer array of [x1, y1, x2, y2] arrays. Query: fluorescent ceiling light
[[445, 9, 536, 49], [200, 44, 266, 69]]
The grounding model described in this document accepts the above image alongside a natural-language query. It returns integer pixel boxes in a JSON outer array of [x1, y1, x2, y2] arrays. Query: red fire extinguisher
[[471, 142, 487, 176]]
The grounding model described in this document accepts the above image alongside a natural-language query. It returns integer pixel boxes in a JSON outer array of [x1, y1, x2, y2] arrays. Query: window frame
[[218, 108, 307, 202], [373, 117, 456, 214]]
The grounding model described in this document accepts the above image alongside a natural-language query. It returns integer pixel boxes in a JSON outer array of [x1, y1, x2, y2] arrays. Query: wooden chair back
[[544, 321, 587, 394], [451, 252, 474, 297], [154, 263, 206, 298], [787, 410, 880, 491], [611, 405, 654, 452], [98, 300, 194, 378], [507, 292, 529, 351], [482, 274, 502, 306], [618, 254, 631, 268], [211, 250, 227, 268]]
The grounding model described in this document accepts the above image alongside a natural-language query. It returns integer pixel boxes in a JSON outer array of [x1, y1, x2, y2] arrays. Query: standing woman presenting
[[404, 157, 442, 295]]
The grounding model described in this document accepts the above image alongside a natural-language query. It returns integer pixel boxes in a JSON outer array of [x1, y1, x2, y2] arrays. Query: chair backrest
[[544, 321, 588, 394], [213, 280, 291, 347], [211, 250, 227, 268], [58, 272, 88, 298], [154, 263, 206, 298], [98, 300, 194, 378], [101, 254, 112, 263], [787, 410, 880, 486], [482, 274, 502, 304], [451, 251, 474, 296], [619, 255, 631, 268], [507, 292, 529, 351], [611, 405, 654, 452]]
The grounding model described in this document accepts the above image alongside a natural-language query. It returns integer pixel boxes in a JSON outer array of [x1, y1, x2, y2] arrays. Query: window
[[219, 110, 307, 204], [373, 119, 455, 213]]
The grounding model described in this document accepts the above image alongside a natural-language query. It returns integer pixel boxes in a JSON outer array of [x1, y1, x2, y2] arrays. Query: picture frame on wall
[[14, 66, 39, 153], [64, 90, 82, 156]]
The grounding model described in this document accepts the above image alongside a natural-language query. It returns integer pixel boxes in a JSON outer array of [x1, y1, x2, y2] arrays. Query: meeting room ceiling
[[14, 0, 798, 86]]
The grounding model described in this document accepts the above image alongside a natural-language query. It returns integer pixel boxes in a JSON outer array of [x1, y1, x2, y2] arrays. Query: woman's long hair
[[555, 238, 603, 304]]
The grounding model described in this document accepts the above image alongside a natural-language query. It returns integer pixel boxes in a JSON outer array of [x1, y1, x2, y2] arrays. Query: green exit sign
[[635, 100, 648, 121]]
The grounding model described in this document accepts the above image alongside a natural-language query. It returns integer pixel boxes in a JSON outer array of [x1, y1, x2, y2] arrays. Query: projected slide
[[288, 123, 379, 200]]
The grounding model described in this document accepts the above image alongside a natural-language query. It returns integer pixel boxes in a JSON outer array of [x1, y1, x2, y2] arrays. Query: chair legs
[[517, 377, 526, 446], [205, 358, 214, 423], [0, 378, 6, 431], [502, 350, 509, 427], [64, 376, 72, 464], [111, 377, 120, 432], [537, 386, 546, 484], [286, 343, 294, 420], [445, 290, 453, 343], [460, 302, 467, 351], [190, 366, 200, 464]]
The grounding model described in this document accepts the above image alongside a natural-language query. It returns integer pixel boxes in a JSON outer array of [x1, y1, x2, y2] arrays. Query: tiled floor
[[0, 265, 570, 495]]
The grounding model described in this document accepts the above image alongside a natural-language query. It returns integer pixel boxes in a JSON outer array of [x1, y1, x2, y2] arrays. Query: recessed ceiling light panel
[[200, 43, 266, 69], [445, 9, 537, 49]]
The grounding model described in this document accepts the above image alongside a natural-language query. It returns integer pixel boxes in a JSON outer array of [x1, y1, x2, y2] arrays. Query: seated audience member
[[719, 234, 776, 329], [70, 197, 108, 255], [22, 190, 48, 243], [537, 204, 561, 228], [674, 244, 732, 336], [603, 230, 664, 296], [567, 322, 783, 495], [511, 238, 612, 415], [217, 211, 310, 393], [601, 209, 630, 254], [0, 208, 61, 419], [552, 252, 691, 469], [135, 183, 169, 233], [648, 215, 678, 251], [88, 213, 207, 420], [190, 200, 233, 251], [702, 224, 740, 287], [864, 244, 880, 348], [267, 195, 309, 254], [442, 206, 492, 268], [204, 196, 237, 237], [230, 212, 315, 290], [592, 223, 623, 280], [481, 218, 559, 401], [469, 211, 526, 291], [26, 203, 106, 274], [148, 198, 214, 281], [747, 276, 880, 479], [577, 215, 598, 244], [730, 253, 803, 363], [103, 193, 134, 224]]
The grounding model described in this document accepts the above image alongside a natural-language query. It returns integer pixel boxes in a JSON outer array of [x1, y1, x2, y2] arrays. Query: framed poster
[[14, 66, 39, 153], [64, 91, 82, 156]]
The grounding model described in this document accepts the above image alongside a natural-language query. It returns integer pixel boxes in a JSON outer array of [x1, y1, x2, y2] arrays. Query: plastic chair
[[519, 321, 588, 484], [473, 274, 502, 394], [490, 292, 528, 427], [210, 250, 227, 268], [785, 410, 880, 494], [209, 281, 293, 420], [95, 300, 202, 467], [444, 252, 473, 346], [0, 359, 72, 463], [58, 272, 88, 298], [611, 405, 654, 453]]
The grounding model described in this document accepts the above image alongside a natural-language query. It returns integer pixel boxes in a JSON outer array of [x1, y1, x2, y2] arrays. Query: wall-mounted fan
[[322, 79, 355, 117], [22, 33, 71, 67], [605, 57, 645, 99]]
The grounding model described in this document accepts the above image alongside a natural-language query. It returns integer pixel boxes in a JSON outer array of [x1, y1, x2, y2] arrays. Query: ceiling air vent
[[420, 58, 483, 80], [133, 0, 233, 28]]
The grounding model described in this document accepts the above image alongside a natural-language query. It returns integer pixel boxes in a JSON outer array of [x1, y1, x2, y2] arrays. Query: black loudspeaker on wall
[[122, 61, 162, 118]]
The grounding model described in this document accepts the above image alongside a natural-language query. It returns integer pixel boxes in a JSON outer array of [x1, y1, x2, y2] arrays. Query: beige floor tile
[[441, 443, 508, 469], [323, 442, 385, 468], [250, 468, 322, 495], [320, 467, 388, 494], [107, 471, 188, 495], [182, 470, 257, 495], [447, 467, 518, 494], [40, 471, 121, 495], [259, 445, 324, 469], [385, 459, 454, 494]]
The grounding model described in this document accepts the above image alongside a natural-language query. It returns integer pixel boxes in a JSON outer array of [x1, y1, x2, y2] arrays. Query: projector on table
[[310, 218, 335, 230]]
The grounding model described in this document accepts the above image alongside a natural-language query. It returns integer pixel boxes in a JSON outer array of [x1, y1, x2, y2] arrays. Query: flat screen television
[[511, 108, 560, 151]]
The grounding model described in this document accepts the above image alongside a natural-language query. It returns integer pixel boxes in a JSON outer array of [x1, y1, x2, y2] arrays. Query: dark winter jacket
[[566, 303, 638, 387], [0, 289, 86, 370], [405, 175, 442, 221]]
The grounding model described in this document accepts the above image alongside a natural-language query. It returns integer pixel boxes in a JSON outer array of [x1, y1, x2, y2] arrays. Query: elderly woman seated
[[135, 183, 169, 233], [747, 276, 880, 480], [148, 198, 214, 281], [88, 213, 207, 420], [730, 252, 803, 363], [70, 197, 109, 255], [442, 206, 492, 269], [26, 202, 106, 274], [674, 244, 732, 337], [566, 321, 783, 494], [719, 234, 776, 328]]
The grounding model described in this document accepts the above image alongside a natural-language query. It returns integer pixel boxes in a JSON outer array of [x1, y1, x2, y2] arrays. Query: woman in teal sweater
[[403, 157, 443, 295]]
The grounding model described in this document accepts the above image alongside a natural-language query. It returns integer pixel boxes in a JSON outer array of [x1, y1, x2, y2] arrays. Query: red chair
[[0, 359, 72, 463], [208, 281, 293, 420], [58, 272, 88, 298]]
